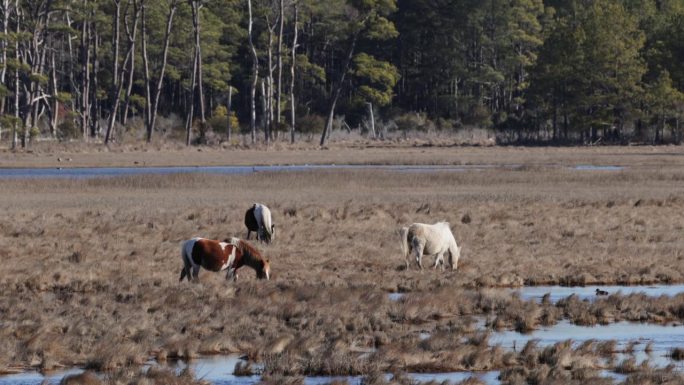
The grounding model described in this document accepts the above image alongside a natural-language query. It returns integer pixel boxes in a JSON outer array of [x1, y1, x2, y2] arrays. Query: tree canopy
[[1, 0, 683, 147]]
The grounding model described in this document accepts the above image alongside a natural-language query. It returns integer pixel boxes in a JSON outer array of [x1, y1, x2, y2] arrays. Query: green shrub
[[394, 112, 437, 132], [57, 113, 81, 141], [464, 104, 492, 128], [297, 114, 325, 134]]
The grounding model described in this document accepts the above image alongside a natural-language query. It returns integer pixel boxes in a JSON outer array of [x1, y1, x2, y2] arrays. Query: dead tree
[[143, 0, 177, 143], [121, 0, 141, 126], [275, 0, 284, 140], [185, 0, 204, 145], [105, 0, 141, 145], [247, 0, 258, 144], [80, 0, 90, 140], [289, 1, 297, 144]]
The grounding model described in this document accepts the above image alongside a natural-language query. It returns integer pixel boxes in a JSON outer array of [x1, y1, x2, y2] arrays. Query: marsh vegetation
[[0, 147, 683, 384]]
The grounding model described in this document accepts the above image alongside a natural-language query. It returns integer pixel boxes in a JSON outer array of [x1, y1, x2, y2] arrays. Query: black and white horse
[[245, 203, 275, 243]]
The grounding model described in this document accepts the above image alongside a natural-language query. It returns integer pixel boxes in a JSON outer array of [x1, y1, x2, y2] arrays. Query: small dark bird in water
[[596, 288, 609, 296]]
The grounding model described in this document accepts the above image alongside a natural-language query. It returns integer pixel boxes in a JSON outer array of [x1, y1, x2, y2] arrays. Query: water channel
[[0, 163, 624, 179]]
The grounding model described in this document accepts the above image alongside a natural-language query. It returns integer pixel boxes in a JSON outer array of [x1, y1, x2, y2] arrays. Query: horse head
[[238, 239, 270, 280], [256, 258, 271, 280], [266, 224, 275, 243]]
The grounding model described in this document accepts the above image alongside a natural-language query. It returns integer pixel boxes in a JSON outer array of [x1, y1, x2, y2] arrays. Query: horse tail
[[400, 226, 410, 258], [179, 240, 192, 282], [260, 205, 273, 242]]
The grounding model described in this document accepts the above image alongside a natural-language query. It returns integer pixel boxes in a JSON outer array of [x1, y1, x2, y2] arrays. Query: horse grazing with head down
[[245, 203, 275, 243], [179, 237, 270, 282], [400, 221, 461, 270]]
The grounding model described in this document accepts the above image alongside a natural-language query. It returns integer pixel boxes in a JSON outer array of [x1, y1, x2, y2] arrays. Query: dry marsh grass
[[59, 367, 210, 385], [3, 140, 684, 169], [1, 148, 684, 379]]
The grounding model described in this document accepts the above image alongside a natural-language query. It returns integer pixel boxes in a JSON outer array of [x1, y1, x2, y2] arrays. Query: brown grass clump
[[59, 367, 210, 385], [614, 357, 641, 374], [621, 367, 684, 385], [234, 361, 256, 376], [258, 375, 305, 385], [596, 340, 618, 357], [554, 293, 684, 326], [60, 371, 102, 385], [107, 367, 208, 385], [500, 339, 630, 385]]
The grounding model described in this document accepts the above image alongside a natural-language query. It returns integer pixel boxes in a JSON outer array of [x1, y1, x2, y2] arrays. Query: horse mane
[[238, 239, 264, 262]]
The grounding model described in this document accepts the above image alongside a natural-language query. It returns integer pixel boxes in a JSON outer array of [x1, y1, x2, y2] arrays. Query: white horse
[[244, 203, 275, 243], [400, 221, 461, 270]]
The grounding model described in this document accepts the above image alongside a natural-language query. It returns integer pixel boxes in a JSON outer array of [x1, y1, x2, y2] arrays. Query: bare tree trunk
[[80, 1, 90, 140], [260, 78, 268, 135], [105, 1, 141, 145], [21, 1, 52, 147], [141, 2, 151, 139], [146, 0, 177, 142], [247, 0, 258, 144], [226, 85, 232, 141], [190, 0, 205, 139], [367, 102, 376, 139], [185, 27, 198, 146], [50, 49, 58, 137], [66, 11, 78, 110], [11, 0, 18, 149], [265, 18, 275, 144], [122, 0, 140, 126], [0, 0, 10, 141], [320, 32, 359, 146], [105, 49, 133, 144], [275, 0, 284, 140], [112, 0, 120, 89], [289, 2, 298, 144], [91, 26, 100, 137]]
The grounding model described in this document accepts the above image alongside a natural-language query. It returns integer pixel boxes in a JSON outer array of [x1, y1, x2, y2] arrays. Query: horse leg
[[246, 230, 251, 240], [412, 240, 425, 269], [433, 253, 444, 269], [192, 266, 200, 282], [179, 268, 187, 282]]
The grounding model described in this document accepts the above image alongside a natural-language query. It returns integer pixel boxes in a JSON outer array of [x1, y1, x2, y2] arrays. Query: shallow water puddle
[[511, 284, 684, 304], [573, 165, 624, 171], [0, 355, 502, 385], [162, 357, 503, 385], [166, 355, 262, 385], [393, 285, 684, 304], [0, 164, 506, 179], [487, 320, 684, 370], [0, 368, 83, 385], [0, 163, 625, 179]]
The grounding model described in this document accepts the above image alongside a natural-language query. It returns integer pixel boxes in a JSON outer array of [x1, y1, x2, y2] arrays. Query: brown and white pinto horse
[[179, 237, 270, 282]]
